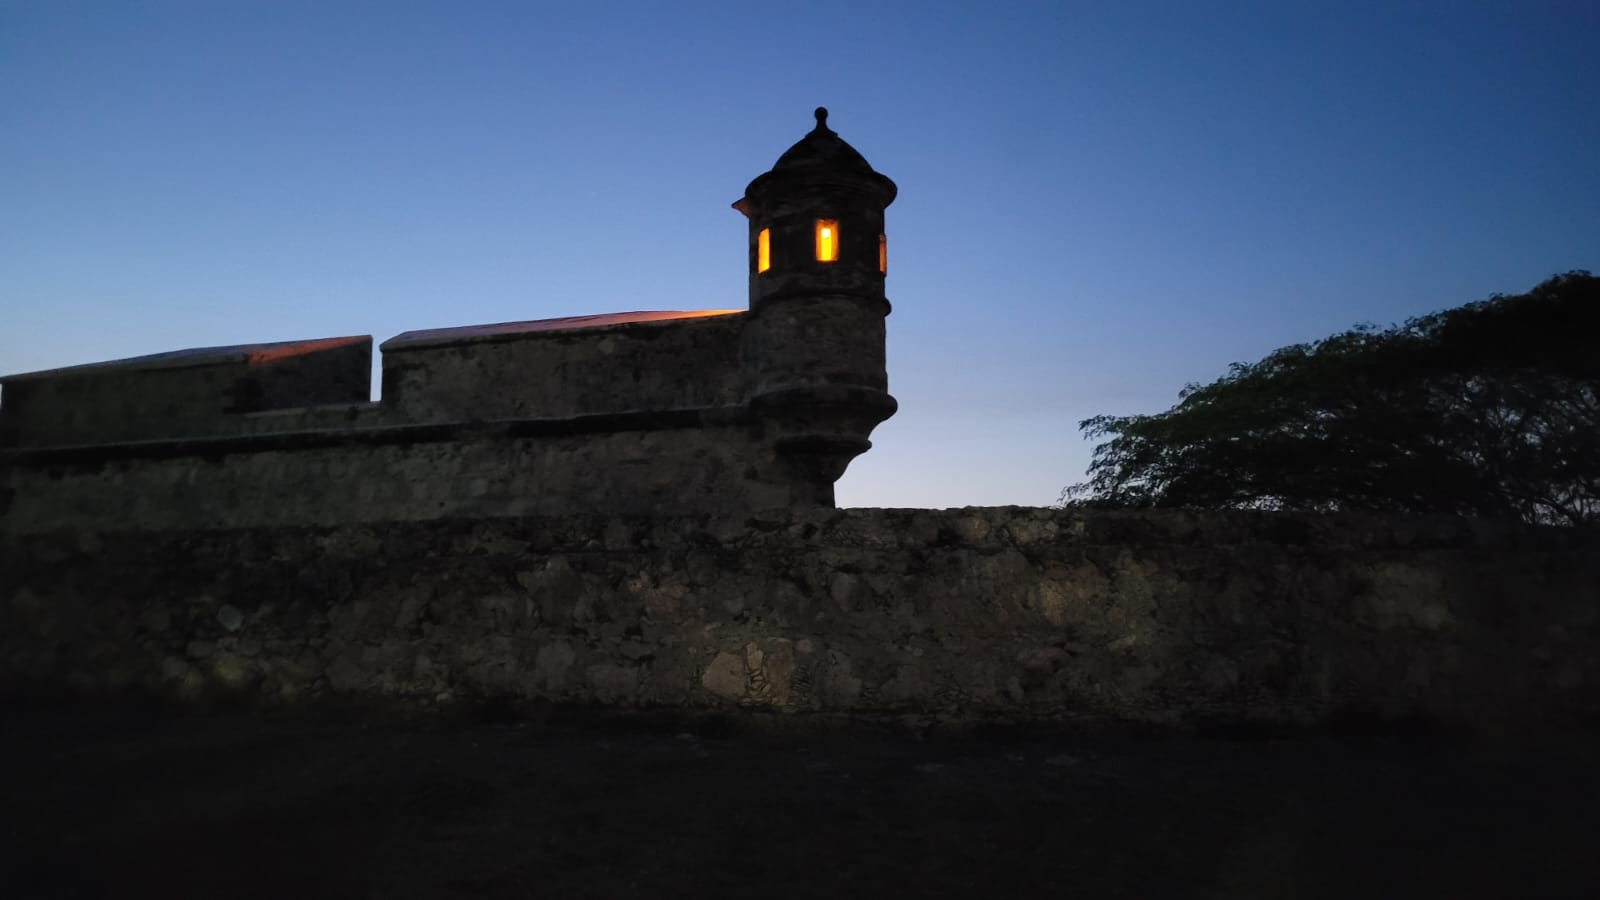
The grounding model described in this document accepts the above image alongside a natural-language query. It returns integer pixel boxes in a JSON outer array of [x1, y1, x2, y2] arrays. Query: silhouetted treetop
[[1063, 272, 1599, 526]]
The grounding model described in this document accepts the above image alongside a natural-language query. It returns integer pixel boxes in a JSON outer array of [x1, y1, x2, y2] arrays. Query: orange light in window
[[816, 219, 838, 262], [757, 228, 771, 273], [878, 234, 887, 273]]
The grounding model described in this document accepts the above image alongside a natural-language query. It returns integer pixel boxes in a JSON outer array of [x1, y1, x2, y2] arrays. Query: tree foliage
[[1062, 272, 1600, 525]]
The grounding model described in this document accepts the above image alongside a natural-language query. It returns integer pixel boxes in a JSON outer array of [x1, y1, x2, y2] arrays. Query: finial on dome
[[814, 107, 829, 130]]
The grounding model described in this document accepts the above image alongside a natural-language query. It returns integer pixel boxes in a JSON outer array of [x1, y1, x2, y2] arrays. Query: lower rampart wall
[[3, 508, 1596, 732]]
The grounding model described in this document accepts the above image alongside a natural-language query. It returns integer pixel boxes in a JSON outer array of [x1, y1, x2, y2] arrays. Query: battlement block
[[0, 335, 371, 447]]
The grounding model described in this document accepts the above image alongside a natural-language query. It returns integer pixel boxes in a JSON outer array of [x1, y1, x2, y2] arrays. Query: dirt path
[[2, 705, 1596, 898]]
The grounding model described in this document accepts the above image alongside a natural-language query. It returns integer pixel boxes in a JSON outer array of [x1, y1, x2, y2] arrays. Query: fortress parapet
[[0, 336, 372, 448], [0, 111, 898, 532]]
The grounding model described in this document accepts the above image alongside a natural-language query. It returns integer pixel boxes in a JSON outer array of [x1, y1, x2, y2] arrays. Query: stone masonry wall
[[4, 508, 1596, 733], [0, 337, 372, 447], [381, 314, 745, 423], [2, 422, 811, 532]]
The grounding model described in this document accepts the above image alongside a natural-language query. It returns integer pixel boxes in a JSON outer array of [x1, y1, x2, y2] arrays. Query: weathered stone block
[[700, 651, 746, 700]]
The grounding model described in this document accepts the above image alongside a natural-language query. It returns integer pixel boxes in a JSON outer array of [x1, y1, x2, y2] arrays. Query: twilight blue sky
[[2, 1, 1596, 508]]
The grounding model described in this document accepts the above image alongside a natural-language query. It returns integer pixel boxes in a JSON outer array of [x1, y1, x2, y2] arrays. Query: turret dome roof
[[769, 107, 881, 176]]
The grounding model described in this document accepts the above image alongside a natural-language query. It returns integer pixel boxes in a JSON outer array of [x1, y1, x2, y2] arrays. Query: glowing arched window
[[878, 234, 887, 273], [815, 219, 838, 262], [757, 228, 771, 273]]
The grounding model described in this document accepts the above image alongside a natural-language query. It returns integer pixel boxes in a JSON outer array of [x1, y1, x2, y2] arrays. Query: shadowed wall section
[[4, 508, 1595, 733]]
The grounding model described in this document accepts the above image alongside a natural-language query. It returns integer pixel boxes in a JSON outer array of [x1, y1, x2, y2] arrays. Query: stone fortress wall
[[0, 311, 818, 530], [4, 508, 1596, 734], [1, 109, 901, 531]]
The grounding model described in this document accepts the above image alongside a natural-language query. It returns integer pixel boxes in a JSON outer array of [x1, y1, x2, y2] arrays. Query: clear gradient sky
[[3, 1, 1596, 508]]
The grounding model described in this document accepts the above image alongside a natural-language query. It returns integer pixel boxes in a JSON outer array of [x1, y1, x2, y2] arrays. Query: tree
[[1061, 272, 1599, 526]]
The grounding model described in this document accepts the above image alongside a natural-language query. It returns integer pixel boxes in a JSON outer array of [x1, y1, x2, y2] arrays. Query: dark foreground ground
[[2, 704, 1596, 899]]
